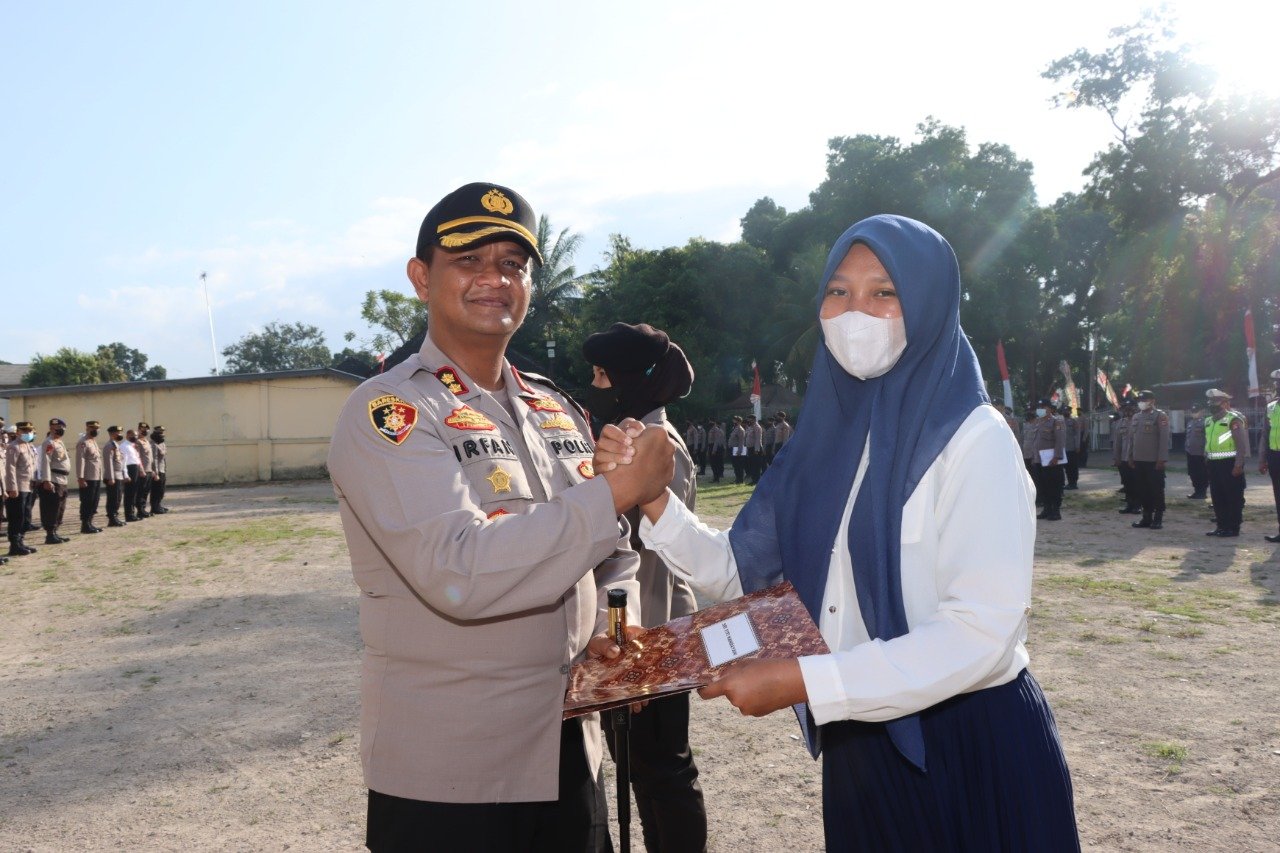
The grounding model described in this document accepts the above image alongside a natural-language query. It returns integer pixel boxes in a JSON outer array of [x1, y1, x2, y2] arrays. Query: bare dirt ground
[[1, 464, 1278, 851]]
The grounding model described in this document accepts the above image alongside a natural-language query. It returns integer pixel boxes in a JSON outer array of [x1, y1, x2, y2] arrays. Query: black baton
[[607, 588, 632, 851]]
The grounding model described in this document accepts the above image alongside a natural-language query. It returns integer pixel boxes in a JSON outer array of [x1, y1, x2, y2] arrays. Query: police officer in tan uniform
[[1029, 398, 1066, 520], [1126, 390, 1170, 530], [706, 419, 725, 482], [5, 421, 40, 556], [728, 416, 746, 484], [1260, 369, 1280, 543], [1185, 403, 1209, 500], [76, 420, 104, 534], [327, 182, 672, 852], [37, 417, 71, 544], [1113, 401, 1140, 514], [149, 425, 169, 514], [133, 422, 156, 519], [583, 322, 708, 853], [103, 426, 128, 527]]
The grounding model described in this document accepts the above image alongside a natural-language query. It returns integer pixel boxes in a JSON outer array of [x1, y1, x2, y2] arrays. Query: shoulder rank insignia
[[578, 460, 596, 479], [445, 406, 496, 431], [525, 396, 565, 413], [539, 413, 577, 431], [486, 508, 511, 520], [485, 466, 513, 493], [434, 366, 469, 396], [369, 395, 418, 445]]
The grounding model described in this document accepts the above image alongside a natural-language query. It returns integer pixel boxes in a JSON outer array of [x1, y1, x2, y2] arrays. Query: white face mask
[[1035, 408, 1047, 418], [820, 311, 907, 380], [1138, 401, 1152, 411]]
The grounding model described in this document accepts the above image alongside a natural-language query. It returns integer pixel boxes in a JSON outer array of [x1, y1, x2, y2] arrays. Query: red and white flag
[[1245, 309, 1261, 398], [376, 353, 387, 374], [1058, 360, 1080, 416], [750, 360, 762, 422], [996, 340, 1013, 409], [1096, 368, 1119, 408]]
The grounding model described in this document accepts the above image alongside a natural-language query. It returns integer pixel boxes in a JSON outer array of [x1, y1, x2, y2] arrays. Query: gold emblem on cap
[[481, 189, 514, 215], [486, 466, 513, 494]]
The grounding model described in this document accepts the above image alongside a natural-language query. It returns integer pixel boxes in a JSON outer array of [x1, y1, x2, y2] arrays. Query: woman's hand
[[698, 658, 808, 717]]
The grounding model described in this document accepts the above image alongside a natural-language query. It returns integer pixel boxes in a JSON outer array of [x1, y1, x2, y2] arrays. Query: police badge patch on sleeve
[[368, 395, 418, 445]]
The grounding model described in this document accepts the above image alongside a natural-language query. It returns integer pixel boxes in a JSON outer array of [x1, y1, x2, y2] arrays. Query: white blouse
[[639, 405, 1035, 725]]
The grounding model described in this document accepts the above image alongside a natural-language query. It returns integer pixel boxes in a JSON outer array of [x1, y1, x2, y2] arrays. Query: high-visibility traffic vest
[[1268, 400, 1280, 452], [1205, 411, 1242, 460]]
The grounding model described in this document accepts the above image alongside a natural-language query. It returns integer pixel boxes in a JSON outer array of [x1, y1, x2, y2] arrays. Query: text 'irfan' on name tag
[[700, 613, 762, 668]]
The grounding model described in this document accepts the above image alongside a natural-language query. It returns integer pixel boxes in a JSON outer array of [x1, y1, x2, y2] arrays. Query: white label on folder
[[700, 613, 761, 668]]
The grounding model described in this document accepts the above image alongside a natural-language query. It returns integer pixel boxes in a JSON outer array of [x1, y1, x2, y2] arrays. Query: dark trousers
[[708, 450, 724, 482], [1064, 451, 1080, 487], [746, 449, 761, 484], [1035, 464, 1064, 509], [1131, 461, 1165, 518], [79, 480, 102, 524], [1025, 460, 1038, 502], [694, 449, 706, 476], [730, 453, 745, 484], [603, 693, 707, 853], [1118, 463, 1137, 505], [1267, 449, 1280, 531], [135, 473, 152, 515], [38, 484, 68, 532], [124, 466, 141, 518], [6, 496, 26, 545], [1187, 453, 1208, 496], [1207, 458, 1246, 532], [150, 472, 167, 512], [106, 479, 124, 521], [24, 490, 37, 529], [365, 720, 611, 853]]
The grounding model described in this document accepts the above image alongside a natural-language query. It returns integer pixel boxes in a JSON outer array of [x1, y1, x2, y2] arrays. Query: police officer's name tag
[[700, 613, 761, 667]]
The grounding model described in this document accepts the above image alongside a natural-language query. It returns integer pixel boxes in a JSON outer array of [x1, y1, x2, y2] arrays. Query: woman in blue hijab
[[605, 215, 1079, 849]]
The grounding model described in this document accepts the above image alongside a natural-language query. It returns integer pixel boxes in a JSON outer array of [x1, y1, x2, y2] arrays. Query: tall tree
[[511, 215, 586, 373], [221, 322, 332, 374], [96, 342, 167, 381], [346, 290, 427, 357], [23, 348, 106, 387], [1045, 10, 1280, 390]]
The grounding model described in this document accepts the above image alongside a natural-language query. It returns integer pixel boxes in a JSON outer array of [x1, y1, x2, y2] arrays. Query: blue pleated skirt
[[820, 670, 1079, 852]]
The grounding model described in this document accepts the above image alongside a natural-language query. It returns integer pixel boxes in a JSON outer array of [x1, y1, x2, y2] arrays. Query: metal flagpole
[[201, 272, 221, 375]]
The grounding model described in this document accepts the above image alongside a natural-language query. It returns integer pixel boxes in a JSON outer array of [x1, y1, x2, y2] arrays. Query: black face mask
[[89, 430, 99, 438], [582, 385, 621, 424], [154, 435, 164, 443], [54, 428, 65, 437]]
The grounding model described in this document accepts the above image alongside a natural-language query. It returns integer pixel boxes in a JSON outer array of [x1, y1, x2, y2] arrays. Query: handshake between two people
[[595, 419, 675, 520]]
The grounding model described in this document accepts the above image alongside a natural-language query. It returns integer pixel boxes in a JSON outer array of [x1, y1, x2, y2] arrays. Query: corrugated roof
[[1, 367, 363, 398], [0, 363, 31, 389]]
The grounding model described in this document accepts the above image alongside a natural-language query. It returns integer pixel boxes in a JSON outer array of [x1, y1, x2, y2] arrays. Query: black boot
[[1150, 513, 1163, 530], [108, 517, 126, 527], [45, 533, 65, 545], [1187, 491, 1206, 500], [1132, 515, 1152, 528], [81, 523, 100, 534]]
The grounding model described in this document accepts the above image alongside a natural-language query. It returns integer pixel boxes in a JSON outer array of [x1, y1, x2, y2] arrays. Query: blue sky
[[3, 1, 1277, 378]]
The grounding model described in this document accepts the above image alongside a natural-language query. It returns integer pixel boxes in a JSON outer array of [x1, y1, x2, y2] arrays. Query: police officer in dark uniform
[[1184, 403, 1209, 500]]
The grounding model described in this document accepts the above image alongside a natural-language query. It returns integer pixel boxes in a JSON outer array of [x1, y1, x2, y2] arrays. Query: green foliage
[[96, 342, 166, 381], [1045, 9, 1280, 390], [221, 321, 332, 374], [346, 289, 427, 356]]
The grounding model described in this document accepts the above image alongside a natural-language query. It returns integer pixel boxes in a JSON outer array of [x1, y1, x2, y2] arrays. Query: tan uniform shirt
[[38, 437, 70, 486], [1063, 416, 1080, 453], [775, 420, 793, 447], [1127, 408, 1170, 463], [707, 425, 726, 452], [103, 440, 126, 482], [77, 436, 104, 481], [135, 437, 155, 475], [1029, 415, 1065, 462], [5, 441, 38, 493], [1184, 417, 1206, 456], [728, 424, 746, 454], [151, 440, 166, 475], [625, 409, 698, 629], [745, 422, 763, 452], [328, 336, 640, 804]]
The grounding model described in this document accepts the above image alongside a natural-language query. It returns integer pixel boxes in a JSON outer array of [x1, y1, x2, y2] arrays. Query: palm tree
[[528, 215, 584, 332]]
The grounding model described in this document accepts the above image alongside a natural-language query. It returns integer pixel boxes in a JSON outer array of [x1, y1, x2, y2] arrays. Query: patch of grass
[[36, 569, 57, 583], [121, 550, 149, 566], [327, 731, 351, 747], [122, 668, 144, 678], [1076, 556, 1111, 567], [694, 482, 755, 518], [1141, 740, 1187, 771], [143, 675, 161, 688], [172, 520, 340, 548], [109, 622, 137, 636]]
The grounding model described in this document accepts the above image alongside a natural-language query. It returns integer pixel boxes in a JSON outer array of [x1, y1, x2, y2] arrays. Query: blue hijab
[[730, 215, 988, 771]]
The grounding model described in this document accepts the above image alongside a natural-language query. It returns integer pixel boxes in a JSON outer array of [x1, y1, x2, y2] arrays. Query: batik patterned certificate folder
[[563, 580, 829, 718]]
